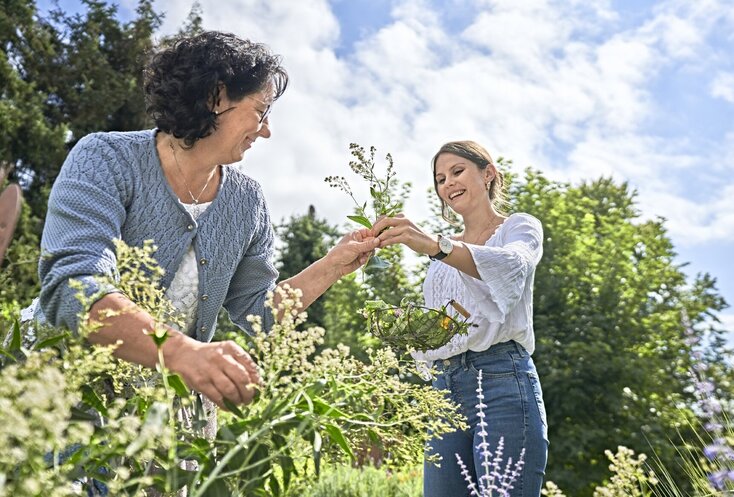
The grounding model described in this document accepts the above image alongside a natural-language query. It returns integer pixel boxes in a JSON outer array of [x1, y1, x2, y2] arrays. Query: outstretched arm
[[276, 229, 379, 311], [371, 214, 481, 279]]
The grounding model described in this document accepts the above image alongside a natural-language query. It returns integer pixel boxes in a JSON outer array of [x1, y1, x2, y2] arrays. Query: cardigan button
[[187, 224, 194, 231], [201, 294, 209, 301], [200, 326, 207, 333], [199, 258, 208, 265]]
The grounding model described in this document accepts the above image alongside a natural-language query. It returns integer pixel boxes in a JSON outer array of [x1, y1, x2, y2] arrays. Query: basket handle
[[448, 299, 471, 319]]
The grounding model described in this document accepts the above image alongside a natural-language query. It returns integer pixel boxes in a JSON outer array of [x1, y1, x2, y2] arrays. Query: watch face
[[439, 236, 453, 254]]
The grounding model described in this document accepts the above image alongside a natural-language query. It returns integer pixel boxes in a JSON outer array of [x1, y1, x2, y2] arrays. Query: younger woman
[[371, 141, 548, 497]]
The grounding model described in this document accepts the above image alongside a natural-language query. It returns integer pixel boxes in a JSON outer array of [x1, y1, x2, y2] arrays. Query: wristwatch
[[430, 234, 454, 261]]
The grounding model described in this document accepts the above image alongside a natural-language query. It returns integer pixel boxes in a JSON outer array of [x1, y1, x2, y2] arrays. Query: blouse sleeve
[[458, 213, 543, 324], [38, 134, 130, 332], [222, 188, 278, 335]]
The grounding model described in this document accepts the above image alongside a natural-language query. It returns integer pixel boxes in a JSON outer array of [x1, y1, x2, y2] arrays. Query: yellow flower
[[441, 317, 451, 329]]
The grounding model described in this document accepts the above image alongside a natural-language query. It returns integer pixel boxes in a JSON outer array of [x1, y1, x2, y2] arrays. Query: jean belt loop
[[460, 351, 468, 371], [513, 340, 526, 358]]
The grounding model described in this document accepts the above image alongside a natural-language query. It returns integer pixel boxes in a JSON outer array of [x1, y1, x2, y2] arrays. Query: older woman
[[36, 31, 377, 409]]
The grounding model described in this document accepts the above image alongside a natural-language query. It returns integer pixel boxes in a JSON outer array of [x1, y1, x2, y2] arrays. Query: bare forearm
[[276, 255, 341, 311], [437, 241, 481, 279], [86, 293, 260, 408], [87, 292, 192, 369]]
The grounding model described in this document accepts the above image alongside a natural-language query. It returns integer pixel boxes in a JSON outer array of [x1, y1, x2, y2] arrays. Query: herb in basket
[[362, 298, 478, 352]]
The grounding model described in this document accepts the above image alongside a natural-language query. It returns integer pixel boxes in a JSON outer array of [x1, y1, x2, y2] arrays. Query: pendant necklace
[[169, 138, 218, 205]]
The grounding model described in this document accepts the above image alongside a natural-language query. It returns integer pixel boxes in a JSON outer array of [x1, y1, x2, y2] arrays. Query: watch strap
[[429, 250, 448, 261], [429, 234, 450, 261]]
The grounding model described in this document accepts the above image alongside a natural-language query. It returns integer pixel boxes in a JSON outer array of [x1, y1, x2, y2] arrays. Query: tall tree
[[274, 205, 339, 328], [1, 0, 166, 302], [509, 170, 731, 496]]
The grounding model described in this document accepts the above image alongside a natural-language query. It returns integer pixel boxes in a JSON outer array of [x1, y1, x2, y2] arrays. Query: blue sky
[[37, 0, 734, 337]]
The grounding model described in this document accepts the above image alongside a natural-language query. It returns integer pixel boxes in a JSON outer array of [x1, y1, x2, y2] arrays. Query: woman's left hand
[[327, 228, 380, 276], [371, 214, 438, 256]]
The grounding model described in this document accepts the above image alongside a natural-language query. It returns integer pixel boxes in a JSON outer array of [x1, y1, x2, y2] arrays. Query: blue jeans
[[424, 340, 549, 497]]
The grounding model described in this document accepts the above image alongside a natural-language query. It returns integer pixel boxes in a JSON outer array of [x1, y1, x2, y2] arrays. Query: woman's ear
[[484, 164, 496, 183], [211, 82, 229, 113]]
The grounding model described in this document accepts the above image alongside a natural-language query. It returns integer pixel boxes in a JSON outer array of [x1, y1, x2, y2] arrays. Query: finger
[[227, 343, 262, 387], [353, 237, 380, 253], [199, 381, 226, 409], [377, 225, 406, 243], [210, 364, 249, 405], [237, 353, 262, 387], [222, 356, 256, 403], [370, 217, 394, 235]]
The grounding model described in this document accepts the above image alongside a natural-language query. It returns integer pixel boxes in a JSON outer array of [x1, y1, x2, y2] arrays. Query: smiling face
[[434, 152, 493, 216], [208, 86, 274, 165]]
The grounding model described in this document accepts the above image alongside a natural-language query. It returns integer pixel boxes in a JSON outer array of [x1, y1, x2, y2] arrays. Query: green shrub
[[307, 465, 421, 497], [0, 240, 465, 496]]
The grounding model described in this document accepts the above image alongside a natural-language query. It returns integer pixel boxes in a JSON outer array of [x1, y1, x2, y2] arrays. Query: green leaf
[[0, 345, 15, 362], [278, 454, 296, 490], [166, 373, 191, 398], [223, 398, 246, 419], [149, 327, 169, 348], [311, 397, 349, 419], [9, 319, 21, 352], [323, 423, 354, 459], [200, 477, 230, 497], [70, 406, 99, 422], [364, 255, 392, 273], [347, 215, 373, 229], [34, 332, 70, 350], [81, 385, 109, 417], [370, 186, 379, 199]]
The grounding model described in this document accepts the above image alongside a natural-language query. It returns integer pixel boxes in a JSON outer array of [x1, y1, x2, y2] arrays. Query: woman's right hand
[[166, 338, 262, 409], [371, 214, 439, 256]]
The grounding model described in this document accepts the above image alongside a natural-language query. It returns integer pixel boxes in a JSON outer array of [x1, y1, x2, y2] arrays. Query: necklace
[[169, 139, 218, 205], [461, 217, 504, 244]]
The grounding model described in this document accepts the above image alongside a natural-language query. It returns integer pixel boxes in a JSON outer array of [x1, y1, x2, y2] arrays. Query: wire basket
[[363, 299, 477, 352]]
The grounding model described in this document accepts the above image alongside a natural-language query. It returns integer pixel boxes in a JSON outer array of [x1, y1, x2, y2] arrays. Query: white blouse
[[165, 201, 211, 337], [414, 213, 543, 365]]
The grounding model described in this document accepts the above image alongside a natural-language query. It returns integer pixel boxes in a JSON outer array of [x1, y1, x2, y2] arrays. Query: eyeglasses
[[215, 95, 272, 124], [248, 96, 272, 124]]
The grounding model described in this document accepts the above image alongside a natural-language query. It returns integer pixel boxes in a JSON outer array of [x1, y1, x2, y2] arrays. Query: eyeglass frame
[[215, 95, 272, 124]]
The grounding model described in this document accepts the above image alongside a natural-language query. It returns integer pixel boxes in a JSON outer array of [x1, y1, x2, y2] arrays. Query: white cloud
[[148, 0, 734, 254], [711, 72, 734, 103]]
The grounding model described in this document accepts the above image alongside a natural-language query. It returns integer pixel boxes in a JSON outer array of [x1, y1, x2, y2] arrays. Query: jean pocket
[[467, 352, 517, 378], [527, 371, 547, 428]]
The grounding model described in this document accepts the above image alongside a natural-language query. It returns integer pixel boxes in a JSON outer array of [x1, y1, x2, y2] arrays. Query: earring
[[486, 181, 491, 191]]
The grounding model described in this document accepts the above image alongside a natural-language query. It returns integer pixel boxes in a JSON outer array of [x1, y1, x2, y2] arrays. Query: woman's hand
[[166, 338, 262, 409], [371, 214, 438, 256], [326, 228, 380, 276]]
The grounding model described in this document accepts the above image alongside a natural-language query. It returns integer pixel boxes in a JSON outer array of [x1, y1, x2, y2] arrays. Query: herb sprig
[[325, 143, 402, 271]]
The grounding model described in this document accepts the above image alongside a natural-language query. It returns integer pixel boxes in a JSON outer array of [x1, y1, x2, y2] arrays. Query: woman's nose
[[258, 118, 271, 139]]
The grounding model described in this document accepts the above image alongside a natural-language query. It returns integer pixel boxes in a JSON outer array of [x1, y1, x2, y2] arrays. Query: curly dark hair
[[144, 31, 288, 147]]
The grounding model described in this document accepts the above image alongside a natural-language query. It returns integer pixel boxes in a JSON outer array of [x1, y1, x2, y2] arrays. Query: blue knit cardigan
[[38, 130, 277, 341]]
